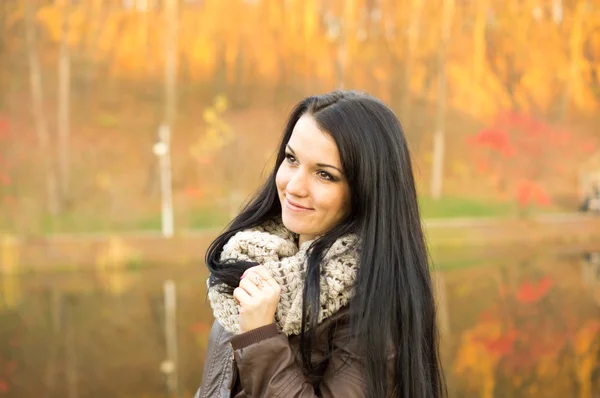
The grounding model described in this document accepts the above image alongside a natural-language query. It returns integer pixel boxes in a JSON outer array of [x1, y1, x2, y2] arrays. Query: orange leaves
[[468, 128, 515, 157], [482, 329, 518, 356], [573, 320, 600, 398], [516, 180, 551, 207], [0, 174, 11, 187], [0, 116, 9, 140], [0, 116, 11, 190], [455, 319, 509, 398], [184, 186, 203, 200], [467, 110, 595, 208], [8, 0, 599, 118], [36, 6, 62, 42], [574, 321, 600, 356], [516, 275, 553, 304], [453, 259, 600, 397]]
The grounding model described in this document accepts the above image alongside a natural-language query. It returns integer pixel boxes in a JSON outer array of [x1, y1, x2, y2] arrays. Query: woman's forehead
[[288, 115, 341, 165]]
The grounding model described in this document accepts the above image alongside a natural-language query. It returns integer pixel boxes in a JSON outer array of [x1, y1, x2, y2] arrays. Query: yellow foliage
[[574, 322, 600, 355], [36, 6, 62, 41], [95, 237, 138, 296], [574, 321, 600, 398], [451, 160, 469, 179], [191, 96, 234, 161], [0, 236, 21, 311], [203, 109, 217, 124], [214, 95, 228, 113], [303, 0, 318, 43], [21, 0, 600, 117], [96, 172, 112, 190], [0, 235, 19, 275], [455, 320, 503, 398]]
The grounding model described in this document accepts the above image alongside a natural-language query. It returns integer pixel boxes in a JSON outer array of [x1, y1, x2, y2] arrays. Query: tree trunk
[[65, 299, 79, 398], [25, 0, 60, 216], [159, 0, 178, 238], [401, 0, 424, 126], [558, 0, 583, 121], [164, 0, 178, 127], [336, 0, 356, 88], [0, 0, 7, 111], [44, 289, 63, 397], [58, 2, 71, 207], [430, 0, 455, 200], [82, 0, 110, 109], [471, 0, 489, 115]]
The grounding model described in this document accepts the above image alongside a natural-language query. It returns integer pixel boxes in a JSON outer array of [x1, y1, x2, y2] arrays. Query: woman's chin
[[281, 213, 306, 236]]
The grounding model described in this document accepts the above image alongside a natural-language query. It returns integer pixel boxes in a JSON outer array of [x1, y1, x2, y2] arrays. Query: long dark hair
[[206, 91, 446, 398]]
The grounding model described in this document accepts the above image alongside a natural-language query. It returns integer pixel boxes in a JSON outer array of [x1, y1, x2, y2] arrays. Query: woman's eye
[[285, 153, 296, 163], [318, 171, 334, 181]]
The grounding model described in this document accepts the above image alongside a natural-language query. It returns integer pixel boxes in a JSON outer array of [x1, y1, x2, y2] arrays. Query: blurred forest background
[[1, 0, 599, 235], [1, 2, 600, 398]]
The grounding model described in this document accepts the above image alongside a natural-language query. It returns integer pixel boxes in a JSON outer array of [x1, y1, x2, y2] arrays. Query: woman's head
[[275, 113, 351, 243], [274, 91, 418, 243], [207, 90, 445, 398]]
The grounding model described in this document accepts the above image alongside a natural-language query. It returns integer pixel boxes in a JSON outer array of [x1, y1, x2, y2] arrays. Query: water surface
[[0, 250, 598, 397]]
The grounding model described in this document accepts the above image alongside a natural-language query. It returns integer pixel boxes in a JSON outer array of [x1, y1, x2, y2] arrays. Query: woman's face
[[276, 114, 351, 244]]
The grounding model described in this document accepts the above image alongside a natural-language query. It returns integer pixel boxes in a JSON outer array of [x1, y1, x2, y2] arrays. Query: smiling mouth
[[285, 198, 313, 211]]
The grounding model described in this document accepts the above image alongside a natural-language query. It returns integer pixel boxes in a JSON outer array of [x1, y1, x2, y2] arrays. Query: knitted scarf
[[208, 219, 359, 336]]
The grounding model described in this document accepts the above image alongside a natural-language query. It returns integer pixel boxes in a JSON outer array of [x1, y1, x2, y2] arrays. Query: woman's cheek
[[275, 165, 287, 191]]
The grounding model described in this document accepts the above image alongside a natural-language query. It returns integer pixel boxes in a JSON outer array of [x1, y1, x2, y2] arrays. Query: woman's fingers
[[233, 287, 251, 306], [235, 266, 282, 333], [252, 267, 280, 292], [239, 277, 262, 297]]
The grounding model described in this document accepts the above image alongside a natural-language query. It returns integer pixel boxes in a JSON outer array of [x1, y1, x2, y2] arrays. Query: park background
[[0, 0, 599, 397]]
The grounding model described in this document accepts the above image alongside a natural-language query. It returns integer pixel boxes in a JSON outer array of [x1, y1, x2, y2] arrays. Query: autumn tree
[[467, 111, 597, 209]]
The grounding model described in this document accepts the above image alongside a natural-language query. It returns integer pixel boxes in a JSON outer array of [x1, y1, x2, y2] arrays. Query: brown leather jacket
[[194, 307, 369, 397]]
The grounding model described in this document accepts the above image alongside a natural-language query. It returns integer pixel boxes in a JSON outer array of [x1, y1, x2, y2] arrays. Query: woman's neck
[[298, 235, 315, 247]]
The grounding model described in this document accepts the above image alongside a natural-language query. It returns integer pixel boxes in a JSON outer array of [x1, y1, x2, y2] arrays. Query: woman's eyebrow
[[287, 145, 343, 174], [316, 163, 343, 174]]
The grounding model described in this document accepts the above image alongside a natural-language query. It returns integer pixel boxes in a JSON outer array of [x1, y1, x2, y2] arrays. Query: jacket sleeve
[[196, 320, 235, 398], [230, 323, 366, 397]]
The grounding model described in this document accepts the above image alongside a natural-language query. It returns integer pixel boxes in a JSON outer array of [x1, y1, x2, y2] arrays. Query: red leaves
[[468, 128, 515, 157], [0, 173, 10, 187], [582, 140, 596, 154], [184, 186, 204, 199], [0, 115, 11, 190], [480, 329, 518, 356], [516, 180, 551, 207], [0, 116, 9, 139], [516, 276, 553, 304], [467, 111, 596, 208]]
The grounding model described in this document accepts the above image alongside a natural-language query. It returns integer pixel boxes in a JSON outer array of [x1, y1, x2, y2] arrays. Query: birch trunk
[[25, 0, 59, 216], [430, 0, 455, 201], [401, 0, 424, 125], [58, 1, 71, 205], [164, 0, 178, 128], [558, 0, 583, 120]]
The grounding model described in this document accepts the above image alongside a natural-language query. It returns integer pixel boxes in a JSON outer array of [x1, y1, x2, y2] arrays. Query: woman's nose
[[286, 170, 309, 198]]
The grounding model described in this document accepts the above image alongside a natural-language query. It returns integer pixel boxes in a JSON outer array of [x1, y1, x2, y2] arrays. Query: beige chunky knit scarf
[[208, 218, 359, 336]]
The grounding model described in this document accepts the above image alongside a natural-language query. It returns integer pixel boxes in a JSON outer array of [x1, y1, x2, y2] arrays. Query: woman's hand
[[234, 266, 281, 333]]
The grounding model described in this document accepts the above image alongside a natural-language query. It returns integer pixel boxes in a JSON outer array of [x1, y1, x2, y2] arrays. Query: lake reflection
[[0, 251, 598, 397]]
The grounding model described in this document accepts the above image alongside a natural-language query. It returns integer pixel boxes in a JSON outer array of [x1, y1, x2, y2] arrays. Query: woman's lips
[[285, 198, 313, 212]]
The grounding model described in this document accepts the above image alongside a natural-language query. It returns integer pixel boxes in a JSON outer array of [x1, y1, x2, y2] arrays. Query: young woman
[[195, 91, 446, 398]]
